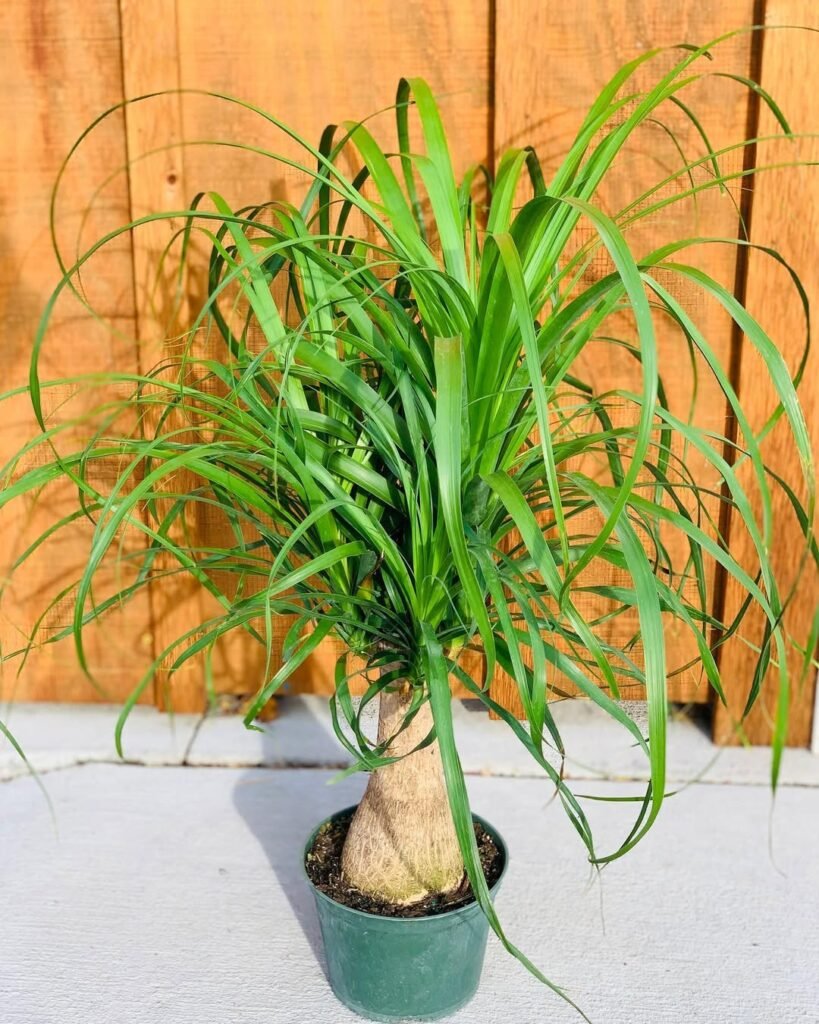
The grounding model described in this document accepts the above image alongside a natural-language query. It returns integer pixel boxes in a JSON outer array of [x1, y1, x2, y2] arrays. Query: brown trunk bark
[[340, 686, 464, 905]]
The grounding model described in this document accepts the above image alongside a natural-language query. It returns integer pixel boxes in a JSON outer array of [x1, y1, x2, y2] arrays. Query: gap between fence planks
[[489, 0, 759, 714], [713, 0, 819, 747]]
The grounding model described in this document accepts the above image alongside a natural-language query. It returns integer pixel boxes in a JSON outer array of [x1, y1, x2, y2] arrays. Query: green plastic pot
[[304, 805, 507, 1022]]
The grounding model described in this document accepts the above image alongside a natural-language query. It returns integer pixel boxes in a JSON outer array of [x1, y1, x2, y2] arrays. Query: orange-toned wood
[[713, 4, 819, 747], [119, 0, 211, 713], [489, 0, 759, 713], [0, 0, 153, 704], [158, 0, 493, 707], [104, 1, 492, 710], [4, 3, 813, 740]]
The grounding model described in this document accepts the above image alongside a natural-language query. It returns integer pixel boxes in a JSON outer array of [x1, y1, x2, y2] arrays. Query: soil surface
[[305, 809, 504, 917]]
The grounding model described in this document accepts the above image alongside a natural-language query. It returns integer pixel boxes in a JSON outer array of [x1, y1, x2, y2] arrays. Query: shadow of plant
[[231, 714, 366, 982]]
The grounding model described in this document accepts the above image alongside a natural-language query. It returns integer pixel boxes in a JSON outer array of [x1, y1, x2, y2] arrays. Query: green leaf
[[433, 335, 495, 674], [422, 623, 591, 1021]]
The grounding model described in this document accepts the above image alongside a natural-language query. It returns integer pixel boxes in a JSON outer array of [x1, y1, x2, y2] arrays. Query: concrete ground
[[2, 697, 818, 1023]]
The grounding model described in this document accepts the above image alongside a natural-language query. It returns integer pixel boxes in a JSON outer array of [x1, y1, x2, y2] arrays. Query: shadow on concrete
[[231, 706, 366, 981]]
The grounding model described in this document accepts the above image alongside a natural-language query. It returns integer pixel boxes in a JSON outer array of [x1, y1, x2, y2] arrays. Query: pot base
[[339, 989, 477, 1023]]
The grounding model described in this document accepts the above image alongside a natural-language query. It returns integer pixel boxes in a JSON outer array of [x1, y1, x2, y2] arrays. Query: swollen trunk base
[[341, 689, 464, 904]]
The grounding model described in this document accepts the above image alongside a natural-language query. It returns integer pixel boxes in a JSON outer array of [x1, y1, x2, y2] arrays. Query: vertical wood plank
[[713, 3, 819, 747], [491, 0, 758, 711], [119, 0, 208, 712], [0, 0, 153, 703], [138, 0, 493, 706]]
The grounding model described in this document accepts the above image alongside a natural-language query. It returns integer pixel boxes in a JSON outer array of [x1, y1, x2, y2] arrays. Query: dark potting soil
[[305, 809, 504, 918]]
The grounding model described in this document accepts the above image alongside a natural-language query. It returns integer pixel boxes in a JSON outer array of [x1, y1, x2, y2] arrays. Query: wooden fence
[[1, 0, 816, 744]]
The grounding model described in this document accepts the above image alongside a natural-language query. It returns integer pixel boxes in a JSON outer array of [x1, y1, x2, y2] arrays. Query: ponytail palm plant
[[2, 31, 816, 1006]]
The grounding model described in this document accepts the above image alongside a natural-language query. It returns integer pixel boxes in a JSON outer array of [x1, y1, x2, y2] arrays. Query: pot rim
[[303, 803, 508, 924]]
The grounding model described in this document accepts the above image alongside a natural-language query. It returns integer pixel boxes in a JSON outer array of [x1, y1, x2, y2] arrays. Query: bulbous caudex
[[341, 685, 464, 905]]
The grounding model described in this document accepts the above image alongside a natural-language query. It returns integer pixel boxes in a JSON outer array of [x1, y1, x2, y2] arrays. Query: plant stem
[[341, 685, 464, 905]]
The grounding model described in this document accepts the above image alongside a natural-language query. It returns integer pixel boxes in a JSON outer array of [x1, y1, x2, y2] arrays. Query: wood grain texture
[[0, 0, 153, 703], [164, 0, 493, 706], [119, 0, 210, 713], [5, 2, 814, 743], [5, 0, 490, 712], [713, 2, 819, 746], [491, 0, 759, 714]]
